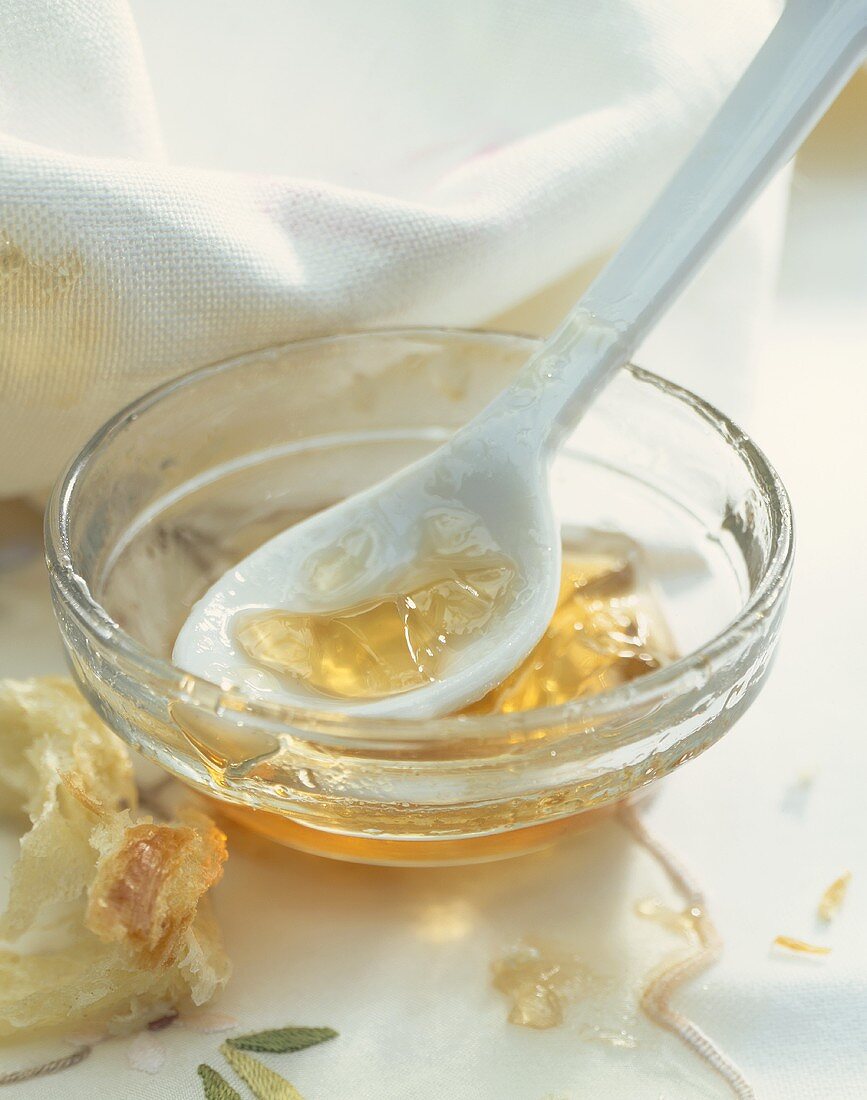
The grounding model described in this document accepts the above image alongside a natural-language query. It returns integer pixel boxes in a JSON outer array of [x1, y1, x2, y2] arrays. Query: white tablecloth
[[0, 0, 782, 497]]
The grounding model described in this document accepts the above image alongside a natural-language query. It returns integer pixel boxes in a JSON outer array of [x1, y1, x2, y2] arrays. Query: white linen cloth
[[0, 0, 785, 497]]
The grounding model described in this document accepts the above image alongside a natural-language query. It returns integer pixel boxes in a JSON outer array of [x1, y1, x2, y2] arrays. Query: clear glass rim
[[46, 326, 794, 744]]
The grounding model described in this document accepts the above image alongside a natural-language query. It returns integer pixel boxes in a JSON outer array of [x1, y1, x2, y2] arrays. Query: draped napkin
[[0, 0, 785, 497]]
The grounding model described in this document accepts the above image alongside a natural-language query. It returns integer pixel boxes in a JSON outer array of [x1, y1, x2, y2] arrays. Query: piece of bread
[[0, 677, 230, 1039]]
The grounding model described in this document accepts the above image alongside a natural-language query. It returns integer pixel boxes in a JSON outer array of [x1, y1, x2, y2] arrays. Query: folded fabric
[[0, 0, 782, 497]]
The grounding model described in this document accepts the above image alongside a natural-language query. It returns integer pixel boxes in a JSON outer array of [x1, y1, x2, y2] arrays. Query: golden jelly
[[235, 541, 672, 713]]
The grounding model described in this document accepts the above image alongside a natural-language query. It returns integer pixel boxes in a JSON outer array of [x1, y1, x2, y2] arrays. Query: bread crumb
[[772, 935, 831, 956], [818, 871, 851, 923]]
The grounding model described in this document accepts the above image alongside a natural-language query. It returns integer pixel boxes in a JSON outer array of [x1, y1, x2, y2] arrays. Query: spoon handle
[[494, 0, 867, 453]]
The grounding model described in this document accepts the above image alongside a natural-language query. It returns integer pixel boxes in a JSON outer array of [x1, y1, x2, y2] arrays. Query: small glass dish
[[46, 329, 793, 865]]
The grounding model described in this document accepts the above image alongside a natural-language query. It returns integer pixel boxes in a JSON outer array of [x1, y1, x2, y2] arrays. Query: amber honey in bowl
[[209, 533, 674, 863]]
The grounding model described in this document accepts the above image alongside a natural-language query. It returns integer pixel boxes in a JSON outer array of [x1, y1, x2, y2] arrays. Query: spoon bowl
[[174, 416, 562, 717]]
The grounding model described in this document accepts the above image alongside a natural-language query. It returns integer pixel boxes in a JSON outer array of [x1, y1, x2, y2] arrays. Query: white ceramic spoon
[[175, 0, 867, 718]]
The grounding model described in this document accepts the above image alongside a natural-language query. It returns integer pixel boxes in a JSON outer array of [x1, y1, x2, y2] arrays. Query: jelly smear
[[491, 940, 585, 1029]]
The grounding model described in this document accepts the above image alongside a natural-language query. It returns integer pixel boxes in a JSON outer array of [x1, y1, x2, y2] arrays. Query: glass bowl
[[46, 329, 793, 865]]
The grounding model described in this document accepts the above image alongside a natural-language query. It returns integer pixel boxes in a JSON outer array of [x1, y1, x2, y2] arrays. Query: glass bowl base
[[211, 797, 630, 866]]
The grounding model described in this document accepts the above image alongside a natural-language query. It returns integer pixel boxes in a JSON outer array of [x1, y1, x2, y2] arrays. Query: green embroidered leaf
[[221, 1044, 305, 1100], [227, 1025, 338, 1054], [198, 1063, 242, 1100]]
